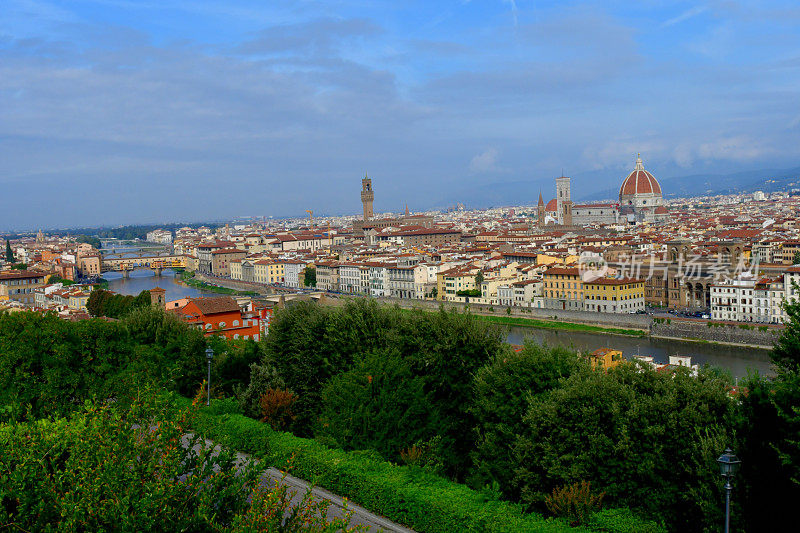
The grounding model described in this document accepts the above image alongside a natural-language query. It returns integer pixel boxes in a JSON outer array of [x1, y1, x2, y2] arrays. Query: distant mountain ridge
[[444, 165, 800, 209], [583, 166, 800, 202]]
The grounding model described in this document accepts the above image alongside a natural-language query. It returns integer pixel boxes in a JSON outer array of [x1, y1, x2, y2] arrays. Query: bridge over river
[[101, 254, 187, 278]]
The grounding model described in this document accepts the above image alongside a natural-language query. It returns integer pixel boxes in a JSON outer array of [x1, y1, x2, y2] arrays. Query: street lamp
[[717, 448, 741, 533], [205, 346, 214, 407]]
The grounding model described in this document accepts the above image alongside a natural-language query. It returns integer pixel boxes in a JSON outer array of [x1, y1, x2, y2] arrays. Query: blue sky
[[2, 1, 800, 229]]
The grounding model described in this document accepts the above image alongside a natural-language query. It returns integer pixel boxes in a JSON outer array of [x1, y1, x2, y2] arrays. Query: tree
[[316, 349, 433, 461], [86, 288, 151, 319], [236, 360, 287, 418], [737, 371, 800, 533], [399, 307, 504, 479], [475, 270, 485, 286], [772, 292, 800, 373], [793, 251, 800, 265], [4, 239, 13, 263], [512, 363, 736, 532], [303, 266, 317, 287], [0, 396, 358, 532], [469, 343, 585, 497]]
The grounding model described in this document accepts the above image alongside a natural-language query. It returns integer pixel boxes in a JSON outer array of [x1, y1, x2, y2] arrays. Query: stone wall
[[651, 319, 781, 348]]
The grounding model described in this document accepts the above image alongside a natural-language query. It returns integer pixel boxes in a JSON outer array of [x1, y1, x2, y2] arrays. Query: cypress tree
[[5, 239, 13, 263]]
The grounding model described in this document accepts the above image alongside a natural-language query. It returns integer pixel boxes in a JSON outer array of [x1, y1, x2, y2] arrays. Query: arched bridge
[[101, 255, 187, 278]]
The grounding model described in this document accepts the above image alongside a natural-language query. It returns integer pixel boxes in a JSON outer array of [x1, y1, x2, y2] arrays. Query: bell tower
[[361, 173, 374, 221], [556, 176, 571, 225]]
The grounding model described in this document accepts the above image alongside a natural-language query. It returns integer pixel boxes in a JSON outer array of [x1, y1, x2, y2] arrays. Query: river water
[[105, 269, 217, 301], [506, 326, 774, 379], [104, 267, 774, 379]]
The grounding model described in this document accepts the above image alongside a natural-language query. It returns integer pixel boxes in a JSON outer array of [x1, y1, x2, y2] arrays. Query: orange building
[[175, 296, 262, 340], [587, 348, 624, 370]]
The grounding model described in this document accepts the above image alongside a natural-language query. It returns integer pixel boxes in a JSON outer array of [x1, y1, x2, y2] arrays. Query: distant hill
[[446, 165, 800, 209], [582, 166, 800, 202]]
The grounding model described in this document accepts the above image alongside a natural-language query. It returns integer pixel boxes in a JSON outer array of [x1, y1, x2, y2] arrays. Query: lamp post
[[205, 346, 214, 407], [717, 448, 741, 533]]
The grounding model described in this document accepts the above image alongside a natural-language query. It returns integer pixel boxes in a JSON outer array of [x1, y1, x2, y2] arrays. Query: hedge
[[182, 398, 664, 533]]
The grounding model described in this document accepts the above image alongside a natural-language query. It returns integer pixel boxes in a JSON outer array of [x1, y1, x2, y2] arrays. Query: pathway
[[183, 433, 416, 532]]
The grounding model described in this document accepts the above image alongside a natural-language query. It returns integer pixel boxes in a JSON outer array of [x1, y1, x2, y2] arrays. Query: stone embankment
[[650, 318, 781, 348]]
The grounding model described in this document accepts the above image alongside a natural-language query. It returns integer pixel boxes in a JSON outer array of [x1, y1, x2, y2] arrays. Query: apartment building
[[542, 266, 584, 311], [583, 277, 645, 313], [0, 271, 47, 305]]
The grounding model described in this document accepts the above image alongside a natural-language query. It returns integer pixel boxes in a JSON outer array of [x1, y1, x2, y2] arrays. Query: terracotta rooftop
[[188, 296, 241, 315]]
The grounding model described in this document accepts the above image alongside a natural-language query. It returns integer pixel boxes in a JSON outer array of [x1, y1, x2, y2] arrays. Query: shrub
[[545, 481, 604, 525], [259, 388, 297, 430], [186, 401, 663, 533]]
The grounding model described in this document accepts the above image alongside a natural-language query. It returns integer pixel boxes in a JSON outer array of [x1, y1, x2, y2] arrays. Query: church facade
[[537, 155, 668, 228]]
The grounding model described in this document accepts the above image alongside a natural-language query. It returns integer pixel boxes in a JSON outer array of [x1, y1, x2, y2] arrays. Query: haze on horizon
[[2, 0, 800, 230]]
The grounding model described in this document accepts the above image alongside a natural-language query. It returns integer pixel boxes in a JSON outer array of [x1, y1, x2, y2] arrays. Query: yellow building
[[583, 277, 645, 313], [543, 266, 584, 310], [437, 265, 479, 302], [254, 260, 286, 284], [588, 348, 624, 370]]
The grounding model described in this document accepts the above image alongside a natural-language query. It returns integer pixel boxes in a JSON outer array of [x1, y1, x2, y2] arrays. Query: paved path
[[182, 434, 416, 533]]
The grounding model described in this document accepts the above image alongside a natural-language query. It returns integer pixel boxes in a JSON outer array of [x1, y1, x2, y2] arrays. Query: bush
[[513, 362, 735, 532], [187, 402, 662, 533], [470, 343, 584, 498], [259, 388, 297, 430], [0, 396, 357, 532], [546, 481, 604, 525]]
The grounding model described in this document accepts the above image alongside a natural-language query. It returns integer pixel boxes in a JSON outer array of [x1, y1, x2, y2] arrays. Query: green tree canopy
[[316, 348, 434, 461], [303, 266, 317, 287], [470, 343, 585, 497], [4, 239, 13, 263], [772, 293, 800, 373], [512, 363, 736, 532]]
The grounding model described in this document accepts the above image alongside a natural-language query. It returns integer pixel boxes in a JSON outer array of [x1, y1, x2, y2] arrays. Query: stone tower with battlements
[[361, 174, 374, 221]]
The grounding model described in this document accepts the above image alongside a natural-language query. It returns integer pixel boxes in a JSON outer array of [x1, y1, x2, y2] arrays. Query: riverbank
[[178, 271, 259, 297], [460, 313, 646, 337]]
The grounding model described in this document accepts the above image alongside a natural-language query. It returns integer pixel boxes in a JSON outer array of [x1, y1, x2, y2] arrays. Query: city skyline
[[3, 1, 800, 229]]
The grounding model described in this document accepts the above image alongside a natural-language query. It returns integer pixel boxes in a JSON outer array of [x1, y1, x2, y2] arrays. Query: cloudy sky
[[2, 1, 800, 229]]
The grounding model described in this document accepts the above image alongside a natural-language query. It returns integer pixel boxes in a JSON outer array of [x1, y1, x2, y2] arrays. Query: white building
[[710, 273, 757, 322], [146, 230, 173, 244], [338, 264, 362, 294], [283, 261, 308, 289], [368, 264, 390, 297]]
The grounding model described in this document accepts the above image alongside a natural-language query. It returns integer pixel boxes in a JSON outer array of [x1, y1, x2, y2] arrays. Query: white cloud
[[696, 136, 771, 161], [469, 147, 499, 172], [662, 5, 708, 28]]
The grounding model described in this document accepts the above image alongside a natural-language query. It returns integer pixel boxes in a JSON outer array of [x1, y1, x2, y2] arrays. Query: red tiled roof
[[188, 296, 240, 315]]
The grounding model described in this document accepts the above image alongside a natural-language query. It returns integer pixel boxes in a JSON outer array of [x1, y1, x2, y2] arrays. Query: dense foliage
[[0, 395, 357, 532], [261, 300, 503, 478], [0, 308, 246, 419], [86, 288, 151, 318], [303, 265, 317, 287], [3, 293, 800, 532], [470, 344, 585, 497], [514, 362, 734, 531], [190, 402, 662, 533], [75, 234, 102, 249], [4, 239, 12, 263]]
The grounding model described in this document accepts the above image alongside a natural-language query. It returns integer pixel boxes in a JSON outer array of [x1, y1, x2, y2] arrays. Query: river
[[505, 326, 774, 379], [104, 269, 218, 301]]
